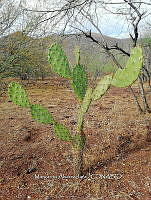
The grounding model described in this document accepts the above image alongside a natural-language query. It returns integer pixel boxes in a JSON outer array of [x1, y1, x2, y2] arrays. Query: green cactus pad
[[48, 43, 71, 79], [72, 64, 88, 101], [74, 46, 81, 65], [80, 87, 93, 114], [30, 104, 54, 124], [72, 133, 86, 150], [76, 88, 93, 133], [92, 74, 112, 101], [53, 122, 72, 141], [8, 82, 30, 107], [111, 47, 143, 88]]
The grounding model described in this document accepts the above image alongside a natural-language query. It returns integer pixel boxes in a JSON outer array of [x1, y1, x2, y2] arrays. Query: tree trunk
[[41, 73, 45, 81], [129, 86, 143, 113], [138, 77, 150, 113]]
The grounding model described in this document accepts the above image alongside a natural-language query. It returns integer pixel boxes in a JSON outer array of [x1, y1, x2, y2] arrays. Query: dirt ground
[[0, 77, 151, 200]]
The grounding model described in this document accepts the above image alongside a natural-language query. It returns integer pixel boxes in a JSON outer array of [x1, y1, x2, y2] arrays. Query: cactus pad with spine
[[74, 46, 81, 65], [92, 74, 112, 101], [111, 47, 143, 88], [8, 82, 30, 107], [76, 88, 93, 133], [53, 122, 72, 141], [72, 64, 88, 101], [80, 87, 93, 114], [48, 43, 71, 79], [30, 104, 54, 124]]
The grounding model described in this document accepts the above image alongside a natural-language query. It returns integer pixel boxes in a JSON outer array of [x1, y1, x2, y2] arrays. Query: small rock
[[26, 167, 37, 174], [45, 196, 52, 200], [64, 115, 70, 119], [26, 160, 38, 174], [9, 117, 14, 120], [70, 120, 76, 125], [23, 133, 31, 142], [0, 178, 4, 183]]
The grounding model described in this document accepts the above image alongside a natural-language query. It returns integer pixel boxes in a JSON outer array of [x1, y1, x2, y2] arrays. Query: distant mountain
[[41, 32, 132, 66], [0, 31, 132, 59], [0, 31, 133, 77]]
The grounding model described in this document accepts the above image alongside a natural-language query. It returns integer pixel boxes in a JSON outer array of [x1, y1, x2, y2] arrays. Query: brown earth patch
[[0, 77, 151, 200]]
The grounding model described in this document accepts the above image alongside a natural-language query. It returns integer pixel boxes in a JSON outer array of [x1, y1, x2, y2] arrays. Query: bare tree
[[0, 0, 47, 37], [0, 0, 24, 36], [0, 0, 50, 81]]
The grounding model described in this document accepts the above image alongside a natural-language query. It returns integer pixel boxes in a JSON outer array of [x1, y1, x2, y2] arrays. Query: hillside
[[0, 32, 132, 79], [41, 32, 132, 65], [40, 33, 132, 77], [1, 31, 132, 59]]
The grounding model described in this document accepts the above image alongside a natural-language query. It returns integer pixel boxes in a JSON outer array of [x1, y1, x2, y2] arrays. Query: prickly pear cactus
[[72, 64, 88, 101], [92, 74, 112, 101], [48, 43, 71, 79], [53, 122, 72, 141], [30, 104, 54, 124], [8, 82, 30, 107], [111, 47, 143, 88]]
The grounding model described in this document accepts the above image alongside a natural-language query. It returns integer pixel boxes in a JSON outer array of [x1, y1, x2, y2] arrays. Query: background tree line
[[0, 31, 52, 81]]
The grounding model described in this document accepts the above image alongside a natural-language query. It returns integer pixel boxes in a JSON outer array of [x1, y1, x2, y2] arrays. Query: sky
[[20, 0, 151, 39]]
